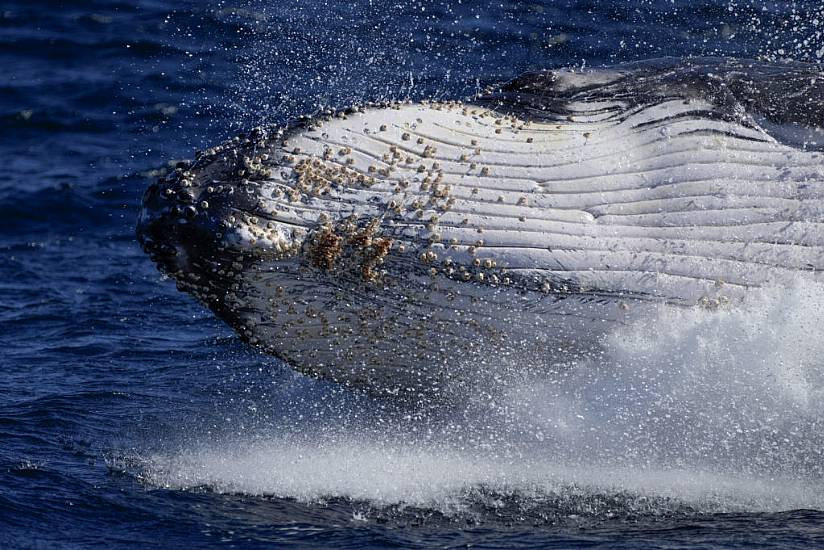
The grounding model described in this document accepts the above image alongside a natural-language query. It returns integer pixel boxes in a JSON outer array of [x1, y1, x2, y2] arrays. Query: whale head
[[135, 107, 605, 393], [136, 60, 824, 393]]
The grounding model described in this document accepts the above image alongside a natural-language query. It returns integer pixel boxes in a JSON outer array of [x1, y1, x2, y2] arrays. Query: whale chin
[[137, 58, 824, 395]]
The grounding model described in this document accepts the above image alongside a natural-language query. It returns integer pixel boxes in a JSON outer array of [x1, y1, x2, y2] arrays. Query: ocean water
[[3, 0, 824, 547]]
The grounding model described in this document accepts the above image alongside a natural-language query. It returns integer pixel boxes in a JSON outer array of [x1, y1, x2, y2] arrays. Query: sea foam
[[139, 280, 824, 514]]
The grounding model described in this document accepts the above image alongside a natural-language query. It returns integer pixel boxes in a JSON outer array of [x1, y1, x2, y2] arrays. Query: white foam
[[140, 280, 824, 514], [141, 439, 824, 512]]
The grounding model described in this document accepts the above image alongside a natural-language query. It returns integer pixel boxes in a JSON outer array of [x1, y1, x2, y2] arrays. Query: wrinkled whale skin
[[137, 58, 824, 394]]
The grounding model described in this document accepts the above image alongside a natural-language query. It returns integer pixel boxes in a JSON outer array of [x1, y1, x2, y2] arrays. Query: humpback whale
[[137, 58, 824, 394]]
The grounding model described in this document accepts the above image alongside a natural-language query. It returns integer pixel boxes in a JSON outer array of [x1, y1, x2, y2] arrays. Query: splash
[[138, 280, 824, 516], [503, 280, 824, 476]]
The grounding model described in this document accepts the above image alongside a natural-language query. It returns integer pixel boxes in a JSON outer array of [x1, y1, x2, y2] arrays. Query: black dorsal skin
[[479, 57, 824, 148]]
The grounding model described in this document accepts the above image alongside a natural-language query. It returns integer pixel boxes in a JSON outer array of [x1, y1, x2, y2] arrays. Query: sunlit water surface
[[2, 0, 824, 547]]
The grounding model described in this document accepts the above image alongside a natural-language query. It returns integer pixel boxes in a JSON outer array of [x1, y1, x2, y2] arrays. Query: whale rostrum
[[137, 58, 824, 394]]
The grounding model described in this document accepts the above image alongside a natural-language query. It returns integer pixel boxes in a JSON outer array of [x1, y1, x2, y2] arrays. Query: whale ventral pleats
[[137, 58, 824, 395]]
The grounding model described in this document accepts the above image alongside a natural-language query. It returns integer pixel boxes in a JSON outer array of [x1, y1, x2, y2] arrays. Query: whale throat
[[137, 58, 824, 394]]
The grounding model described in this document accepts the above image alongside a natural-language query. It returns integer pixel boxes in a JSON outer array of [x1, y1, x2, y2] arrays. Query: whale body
[[137, 58, 824, 394]]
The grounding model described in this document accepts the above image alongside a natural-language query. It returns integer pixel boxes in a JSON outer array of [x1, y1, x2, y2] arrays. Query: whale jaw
[[138, 59, 824, 394]]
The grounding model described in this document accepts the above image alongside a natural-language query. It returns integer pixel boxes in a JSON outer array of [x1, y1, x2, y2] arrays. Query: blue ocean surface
[[2, 0, 824, 547]]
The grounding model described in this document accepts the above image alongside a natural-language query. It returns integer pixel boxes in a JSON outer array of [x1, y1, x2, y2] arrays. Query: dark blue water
[[3, 1, 824, 547]]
